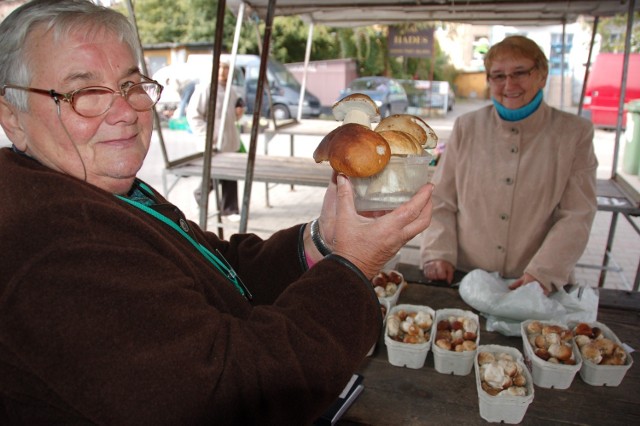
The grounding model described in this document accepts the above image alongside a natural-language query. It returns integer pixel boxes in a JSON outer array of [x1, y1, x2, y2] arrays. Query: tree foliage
[[121, 0, 457, 84], [597, 12, 640, 53]]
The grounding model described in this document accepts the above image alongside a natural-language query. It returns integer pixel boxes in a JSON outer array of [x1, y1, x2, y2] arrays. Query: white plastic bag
[[459, 269, 599, 336]]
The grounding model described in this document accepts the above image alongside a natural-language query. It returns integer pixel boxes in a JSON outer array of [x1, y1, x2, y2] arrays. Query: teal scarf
[[492, 90, 543, 122]]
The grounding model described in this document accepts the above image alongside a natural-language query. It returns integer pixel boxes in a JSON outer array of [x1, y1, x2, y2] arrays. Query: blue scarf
[[492, 90, 543, 122]]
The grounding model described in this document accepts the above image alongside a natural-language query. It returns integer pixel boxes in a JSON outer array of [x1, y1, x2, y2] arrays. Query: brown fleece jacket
[[0, 147, 381, 425]]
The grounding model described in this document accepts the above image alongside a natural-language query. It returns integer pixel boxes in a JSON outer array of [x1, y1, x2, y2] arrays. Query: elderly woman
[[420, 35, 597, 295], [0, 1, 433, 424]]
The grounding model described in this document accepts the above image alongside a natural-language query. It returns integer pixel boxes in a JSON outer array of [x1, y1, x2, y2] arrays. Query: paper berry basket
[[432, 308, 480, 376], [475, 344, 534, 424], [384, 304, 435, 369], [520, 320, 582, 389], [367, 297, 391, 357], [569, 320, 633, 386]]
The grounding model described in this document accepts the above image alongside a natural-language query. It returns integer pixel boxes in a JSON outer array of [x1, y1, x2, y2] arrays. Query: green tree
[[237, 16, 341, 63], [598, 12, 640, 53], [333, 23, 457, 85], [118, 0, 237, 47]]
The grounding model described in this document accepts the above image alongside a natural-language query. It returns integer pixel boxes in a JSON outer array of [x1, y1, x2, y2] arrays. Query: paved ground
[[1, 99, 638, 290]]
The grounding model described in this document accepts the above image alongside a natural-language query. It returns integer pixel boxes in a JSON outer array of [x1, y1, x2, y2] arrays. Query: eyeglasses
[[487, 66, 536, 84], [0, 75, 163, 118]]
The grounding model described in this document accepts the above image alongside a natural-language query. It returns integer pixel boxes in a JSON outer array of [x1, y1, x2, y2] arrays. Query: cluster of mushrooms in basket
[[573, 322, 627, 366], [313, 93, 437, 177], [386, 309, 433, 344], [371, 270, 403, 298], [435, 315, 478, 352], [478, 351, 529, 397], [524, 321, 577, 365]]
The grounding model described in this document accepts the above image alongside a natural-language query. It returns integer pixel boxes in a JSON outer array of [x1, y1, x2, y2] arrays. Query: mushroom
[[376, 130, 423, 156], [332, 93, 381, 128], [375, 114, 438, 149], [312, 123, 390, 177]]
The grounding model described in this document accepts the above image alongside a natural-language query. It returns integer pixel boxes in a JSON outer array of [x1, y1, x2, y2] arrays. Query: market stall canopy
[[229, 0, 640, 26]]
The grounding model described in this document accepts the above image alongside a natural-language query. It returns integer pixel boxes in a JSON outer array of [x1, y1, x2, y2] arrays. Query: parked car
[[338, 77, 409, 117], [224, 54, 322, 120], [581, 52, 640, 128], [400, 80, 455, 112]]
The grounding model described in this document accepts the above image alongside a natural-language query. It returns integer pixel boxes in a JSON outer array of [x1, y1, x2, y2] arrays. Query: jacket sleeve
[[525, 121, 598, 290], [1, 188, 382, 425]]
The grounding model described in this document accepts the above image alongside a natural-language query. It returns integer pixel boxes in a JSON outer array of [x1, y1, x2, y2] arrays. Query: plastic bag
[[459, 269, 599, 336]]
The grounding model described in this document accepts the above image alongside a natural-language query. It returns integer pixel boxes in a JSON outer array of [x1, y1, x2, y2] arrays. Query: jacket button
[[511, 146, 519, 153], [505, 177, 514, 185], [511, 128, 519, 135], [500, 213, 509, 221]]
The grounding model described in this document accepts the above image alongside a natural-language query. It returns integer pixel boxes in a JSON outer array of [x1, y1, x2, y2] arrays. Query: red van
[[581, 53, 640, 128]]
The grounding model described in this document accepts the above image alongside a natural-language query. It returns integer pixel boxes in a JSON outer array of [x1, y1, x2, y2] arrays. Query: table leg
[[598, 212, 619, 287]]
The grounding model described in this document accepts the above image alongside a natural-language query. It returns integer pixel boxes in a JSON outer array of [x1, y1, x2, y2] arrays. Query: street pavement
[[1, 99, 638, 290]]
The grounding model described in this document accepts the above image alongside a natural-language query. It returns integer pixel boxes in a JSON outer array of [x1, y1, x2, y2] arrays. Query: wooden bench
[[162, 152, 333, 206]]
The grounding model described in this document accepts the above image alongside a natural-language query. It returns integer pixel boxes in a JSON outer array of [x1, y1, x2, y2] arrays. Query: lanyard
[[115, 182, 252, 300]]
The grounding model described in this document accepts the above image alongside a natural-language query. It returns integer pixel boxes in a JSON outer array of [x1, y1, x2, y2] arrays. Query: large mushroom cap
[[376, 130, 424, 156], [313, 123, 390, 177], [332, 93, 380, 128], [375, 114, 438, 149]]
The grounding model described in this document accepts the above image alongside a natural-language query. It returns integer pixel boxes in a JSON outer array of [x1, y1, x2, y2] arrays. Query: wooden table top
[[338, 284, 640, 426]]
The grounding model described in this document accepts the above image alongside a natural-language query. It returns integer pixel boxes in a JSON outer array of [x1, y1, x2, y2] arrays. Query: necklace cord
[[115, 188, 249, 298]]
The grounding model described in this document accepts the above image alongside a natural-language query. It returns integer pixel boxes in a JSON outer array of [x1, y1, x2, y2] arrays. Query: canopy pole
[[198, 0, 227, 231], [577, 16, 599, 116], [239, 0, 277, 233], [217, 4, 245, 155], [611, 0, 636, 179], [297, 21, 314, 121], [560, 20, 566, 110]]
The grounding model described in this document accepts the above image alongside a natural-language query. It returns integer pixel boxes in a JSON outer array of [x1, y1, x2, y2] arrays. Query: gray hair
[[0, 0, 141, 111]]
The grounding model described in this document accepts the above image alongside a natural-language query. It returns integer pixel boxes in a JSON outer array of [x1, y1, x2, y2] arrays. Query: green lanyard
[[115, 182, 251, 299]]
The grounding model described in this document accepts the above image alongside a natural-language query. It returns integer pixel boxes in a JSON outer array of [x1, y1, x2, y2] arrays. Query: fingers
[[423, 260, 454, 284], [508, 279, 524, 290], [383, 183, 434, 245]]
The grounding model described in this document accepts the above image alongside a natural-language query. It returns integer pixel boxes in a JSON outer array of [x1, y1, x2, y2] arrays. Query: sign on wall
[[388, 26, 434, 58]]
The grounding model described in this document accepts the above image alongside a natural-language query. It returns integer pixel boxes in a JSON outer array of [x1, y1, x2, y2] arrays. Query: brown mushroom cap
[[313, 123, 390, 177], [375, 114, 438, 149], [376, 130, 424, 156]]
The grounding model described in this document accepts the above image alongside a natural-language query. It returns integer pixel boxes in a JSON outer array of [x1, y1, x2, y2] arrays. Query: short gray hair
[[0, 0, 141, 111]]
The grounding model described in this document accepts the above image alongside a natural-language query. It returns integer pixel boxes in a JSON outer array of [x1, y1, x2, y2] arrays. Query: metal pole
[[297, 22, 314, 122], [578, 16, 599, 116], [611, 0, 635, 179], [198, 0, 227, 231], [217, 4, 245, 150], [239, 0, 277, 233], [560, 20, 566, 110]]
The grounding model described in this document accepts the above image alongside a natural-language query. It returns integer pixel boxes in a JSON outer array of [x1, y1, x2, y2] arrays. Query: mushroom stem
[[342, 109, 372, 128]]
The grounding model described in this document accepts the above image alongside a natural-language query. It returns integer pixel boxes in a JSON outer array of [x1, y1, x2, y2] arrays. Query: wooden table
[[338, 284, 639, 425]]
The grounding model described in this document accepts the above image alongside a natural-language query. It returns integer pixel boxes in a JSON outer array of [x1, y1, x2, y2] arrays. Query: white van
[[154, 54, 322, 120], [221, 54, 322, 120]]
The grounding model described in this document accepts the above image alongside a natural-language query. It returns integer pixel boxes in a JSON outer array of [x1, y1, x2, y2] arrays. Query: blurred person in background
[[187, 60, 244, 221]]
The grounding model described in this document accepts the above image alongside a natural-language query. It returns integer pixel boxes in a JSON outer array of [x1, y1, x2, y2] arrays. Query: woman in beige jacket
[[420, 35, 598, 294]]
